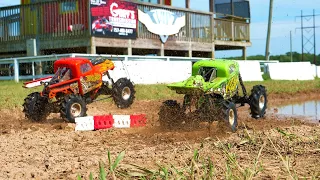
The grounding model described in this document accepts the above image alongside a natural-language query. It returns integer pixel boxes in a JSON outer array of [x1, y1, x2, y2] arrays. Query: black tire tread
[[222, 101, 238, 132], [249, 85, 267, 119], [23, 92, 49, 121], [60, 94, 87, 123], [112, 78, 135, 109]]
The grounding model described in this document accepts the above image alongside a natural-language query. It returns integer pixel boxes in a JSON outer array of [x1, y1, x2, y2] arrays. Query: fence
[[0, 53, 210, 82]]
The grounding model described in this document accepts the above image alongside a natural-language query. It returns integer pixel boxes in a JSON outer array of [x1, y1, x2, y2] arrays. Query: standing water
[[275, 100, 320, 123]]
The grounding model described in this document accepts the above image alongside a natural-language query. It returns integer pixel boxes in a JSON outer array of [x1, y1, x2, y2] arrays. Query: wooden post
[[159, 43, 165, 56], [242, 46, 247, 60], [209, 0, 214, 12], [231, 21, 234, 41], [127, 39, 132, 55], [188, 41, 192, 57], [87, 37, 96, 54], [186, 0, 190, 8], [210, 12, 215, 57], [211, 43, 215, 59]]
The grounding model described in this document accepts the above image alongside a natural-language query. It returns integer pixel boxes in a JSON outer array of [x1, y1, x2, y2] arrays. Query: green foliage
[[77, 144, 268, 179], [78, 150, 125, 180]]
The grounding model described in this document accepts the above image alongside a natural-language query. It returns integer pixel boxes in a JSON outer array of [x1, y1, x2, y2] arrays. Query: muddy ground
[[0, 92, 320, 179]]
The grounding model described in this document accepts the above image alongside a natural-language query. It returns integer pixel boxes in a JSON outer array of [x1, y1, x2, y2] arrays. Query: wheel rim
[[70, 103, 82, 117], [259, 95, 265, 110], [229, 109, 235, 126], [122, 87, 131, 100]]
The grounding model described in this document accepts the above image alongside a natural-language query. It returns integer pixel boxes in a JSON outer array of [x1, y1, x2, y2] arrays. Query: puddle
[[275, 100, 320, 123]]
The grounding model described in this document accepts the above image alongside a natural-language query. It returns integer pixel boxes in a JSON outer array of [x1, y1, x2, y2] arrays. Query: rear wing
[[23, 76, 53, 88]]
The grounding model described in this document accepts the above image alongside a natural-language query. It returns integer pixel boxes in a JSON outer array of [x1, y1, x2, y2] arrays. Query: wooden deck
[[0, 0, 251, 58]]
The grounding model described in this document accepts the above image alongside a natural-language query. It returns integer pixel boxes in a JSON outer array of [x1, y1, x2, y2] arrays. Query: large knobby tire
[[23, 92, 49, 121], [112, 78, 135, 109], [60, 94, 87, 123], [158, 100, 184, 129], [222, 102, 238, 132], [249, 85, 267, 119]]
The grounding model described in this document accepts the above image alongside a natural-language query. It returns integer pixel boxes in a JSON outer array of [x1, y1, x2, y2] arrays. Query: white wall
[[103, 61, 192, 84], [265, 62, 315, 80], [317, 66, 320, 78], [102, 60, 264, 84], [235, 60, 263, 81]]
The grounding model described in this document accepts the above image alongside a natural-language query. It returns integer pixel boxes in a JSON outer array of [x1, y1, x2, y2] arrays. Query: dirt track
[[0, 92, 320, 179]]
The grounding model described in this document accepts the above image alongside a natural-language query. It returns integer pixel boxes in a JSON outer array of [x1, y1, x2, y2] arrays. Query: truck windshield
[[198, 67, 216, 82], [50, 67, 71, 84]]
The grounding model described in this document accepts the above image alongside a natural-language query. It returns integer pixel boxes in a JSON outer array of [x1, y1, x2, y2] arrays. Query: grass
[[76, 126, 320, 179], [1, 79, 320, 109]]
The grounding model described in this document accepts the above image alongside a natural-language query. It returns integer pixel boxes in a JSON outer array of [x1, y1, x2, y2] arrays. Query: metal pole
[[301, 10, 304, 61], [13, 58, 19, 82], [32, 61, 35, 80], [265, 0, 273, 61], [313, 9, 317, 65], [231, 0, 234, 16], [290, 31, 293, 62]]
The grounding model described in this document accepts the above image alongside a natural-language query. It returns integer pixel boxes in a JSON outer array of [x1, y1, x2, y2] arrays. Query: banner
[[90, 0, 137, 39]]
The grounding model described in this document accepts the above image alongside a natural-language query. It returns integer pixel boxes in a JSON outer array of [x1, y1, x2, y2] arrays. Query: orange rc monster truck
[[22, 57, 135, 122]]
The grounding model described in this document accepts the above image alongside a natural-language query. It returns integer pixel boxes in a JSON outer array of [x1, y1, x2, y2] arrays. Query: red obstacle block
[[75, 114, 147, 131], [94, 115, 114, 130], [130, 114, 147, 127]]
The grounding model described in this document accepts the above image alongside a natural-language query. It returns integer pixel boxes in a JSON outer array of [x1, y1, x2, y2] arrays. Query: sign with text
[[90, 0, 137, 39]]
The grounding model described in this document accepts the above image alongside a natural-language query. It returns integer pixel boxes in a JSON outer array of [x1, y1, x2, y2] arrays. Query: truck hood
[[167, 75, 227, 94]]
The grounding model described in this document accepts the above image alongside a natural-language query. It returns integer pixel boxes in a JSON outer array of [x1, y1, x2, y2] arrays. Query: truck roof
[[192, 59, 239, 77], [54, 57, 91, 66]]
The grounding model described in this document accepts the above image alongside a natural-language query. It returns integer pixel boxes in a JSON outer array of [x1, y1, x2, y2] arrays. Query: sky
[[216, 0, 320, 58], [0, 0, 319, 58]]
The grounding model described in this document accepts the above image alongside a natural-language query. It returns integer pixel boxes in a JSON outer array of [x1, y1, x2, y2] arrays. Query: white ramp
[[266, 62, 314, 80], [236, 61, 263, 81]]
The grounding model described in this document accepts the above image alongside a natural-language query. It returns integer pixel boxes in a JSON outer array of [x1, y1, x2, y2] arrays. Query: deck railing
[[214, 18, 249, 42], [0, 0, 249, 44], [0, 0, 89, 43]]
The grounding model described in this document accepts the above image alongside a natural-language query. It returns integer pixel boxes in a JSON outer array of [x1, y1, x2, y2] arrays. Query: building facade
[[0, 0, 251, 58]]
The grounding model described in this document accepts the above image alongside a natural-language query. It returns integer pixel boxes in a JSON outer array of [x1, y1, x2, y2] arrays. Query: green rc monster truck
[[159, 59, 267, 132]]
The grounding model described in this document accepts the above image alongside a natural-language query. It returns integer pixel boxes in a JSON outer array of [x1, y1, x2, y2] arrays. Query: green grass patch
[[135, 84, 182, 100], [1, 79, 320, 109], [0, 81, 42, 109], [244, 79, 320, 94]]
